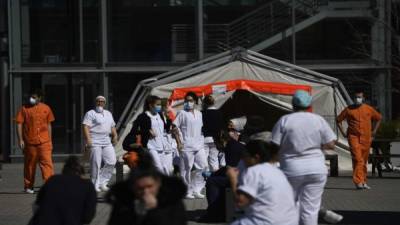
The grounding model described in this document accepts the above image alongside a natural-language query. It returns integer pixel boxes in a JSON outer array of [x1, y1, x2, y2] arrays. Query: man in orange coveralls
[[337, 90, 381, 190], [15, 89, 55, 194]]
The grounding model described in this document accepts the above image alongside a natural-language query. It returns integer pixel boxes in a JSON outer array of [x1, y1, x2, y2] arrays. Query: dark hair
[[144, 95, 161, 111], [244, 140, 278, 163], [202, 95, 214, 109], [128, 150, 161, 184], [29, 89, 44, 98], [185, 91, 198, 104], [62, 156, 85, 176], [293, 104, 310, 112]]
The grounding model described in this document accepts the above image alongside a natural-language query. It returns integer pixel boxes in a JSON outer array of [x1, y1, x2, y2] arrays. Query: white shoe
[[363, 183, 371, 190], [100, 184, 109, 192], [193, 192, 205, 199], [323, 210, 343, 224], [24, 188, 34, 194], [95, 187, 102, 193], [185, 193, 195, 199]]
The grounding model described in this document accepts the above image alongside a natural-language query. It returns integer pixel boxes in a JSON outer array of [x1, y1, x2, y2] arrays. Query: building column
[[195, 0, 204, 60], [371, 0, 391, 120]]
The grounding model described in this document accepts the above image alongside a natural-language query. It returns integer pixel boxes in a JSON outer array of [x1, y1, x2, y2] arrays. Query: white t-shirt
[[271, 112, 336, 177], [173, 109, 204, 151], [82, 109, 115, 146], [145, 111, 169, 152], [235, 163, 298, 225]]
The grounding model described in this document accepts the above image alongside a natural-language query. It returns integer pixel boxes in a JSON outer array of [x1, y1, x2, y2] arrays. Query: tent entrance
[[218, 90, 290, 131]]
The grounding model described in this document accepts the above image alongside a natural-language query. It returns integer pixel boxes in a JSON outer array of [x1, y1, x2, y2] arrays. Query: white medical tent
[[115, 48, 352, 157]]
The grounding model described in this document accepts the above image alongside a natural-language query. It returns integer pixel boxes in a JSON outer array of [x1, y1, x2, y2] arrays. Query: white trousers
[[90, 144, 116, 189], [180, 149, 208, 194], [288, 174, 327, 225], [204, 142, 226, 172], [149, 149, 174, 176]]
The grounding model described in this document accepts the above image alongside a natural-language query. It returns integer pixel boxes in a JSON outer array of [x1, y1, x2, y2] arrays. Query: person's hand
[[142, 191, 158, 210], [226, 166, 239, 182], [112, 136, 118, 146], [86, 138, 93, 148], [177, 143, 184, 152], [18, 139, 25, 150], [149, 129, 156, 139]]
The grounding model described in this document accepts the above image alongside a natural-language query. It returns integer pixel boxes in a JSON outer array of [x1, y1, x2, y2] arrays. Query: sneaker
[[355, 183, 364, 190], [95, 187, 102, 193], [193, 192, 205, 199], [323, 210, 343, 224], [100, 184, 109, 192], [25, 188, 34, 194], [185, 193, 195, 199], [363, 183, 371, 190]]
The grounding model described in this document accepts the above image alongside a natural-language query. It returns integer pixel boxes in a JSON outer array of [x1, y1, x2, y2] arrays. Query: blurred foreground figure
[[29, 156, 97, 225], [106, 152, 187, 225]]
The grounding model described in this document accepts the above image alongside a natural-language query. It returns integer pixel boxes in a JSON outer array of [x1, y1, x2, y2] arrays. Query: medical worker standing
[[271, 90, 337, 225], [83, 96, 118, 192], [174, 92, 208, 199]]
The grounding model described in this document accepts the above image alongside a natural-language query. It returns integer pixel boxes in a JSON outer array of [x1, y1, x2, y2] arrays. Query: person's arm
[[320, 118, 337, 150], [226, 167, 253, 208], [336, 109, 348, 137], [82, 125, 92, 147], [372, 120, 381, 138], [48, 124, 52, 141], [322, 141, 336, 150], [17, 123, 25, 149], [111, 127, 118, 145]]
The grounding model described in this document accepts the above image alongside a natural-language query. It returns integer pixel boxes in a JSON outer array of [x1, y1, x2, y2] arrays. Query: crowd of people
[[15, 87, 383, 225]]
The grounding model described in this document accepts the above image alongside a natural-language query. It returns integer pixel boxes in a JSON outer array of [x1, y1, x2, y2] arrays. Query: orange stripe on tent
[[169, 79, 312, 101]]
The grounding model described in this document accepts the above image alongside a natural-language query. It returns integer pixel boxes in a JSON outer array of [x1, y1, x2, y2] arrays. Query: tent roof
[[117, 47, 351, 130]]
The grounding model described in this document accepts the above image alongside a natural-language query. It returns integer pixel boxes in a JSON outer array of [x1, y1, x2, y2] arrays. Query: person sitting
[[226, 140, 298, 225], [28, 156, 97, 225], [106, 151, 187, 225]]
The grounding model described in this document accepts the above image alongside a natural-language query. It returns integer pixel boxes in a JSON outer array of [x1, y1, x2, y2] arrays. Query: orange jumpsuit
[[337, 104, 382, 185], [15, 102, 55, 189]]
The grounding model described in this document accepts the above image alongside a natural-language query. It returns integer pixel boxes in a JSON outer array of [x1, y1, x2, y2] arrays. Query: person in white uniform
[[174, 91, 208, 199], [83, 96, 118, 192], [226, 140, 298, 225], [271, 90, 337, 225]]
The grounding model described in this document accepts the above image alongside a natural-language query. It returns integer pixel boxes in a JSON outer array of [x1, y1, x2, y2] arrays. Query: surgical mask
[[184, 102, 195, 111], [154, 105, 162, 113], [95, 106, 104, 113], [354, 97, 363, 105], [29, 97, 37, 105]]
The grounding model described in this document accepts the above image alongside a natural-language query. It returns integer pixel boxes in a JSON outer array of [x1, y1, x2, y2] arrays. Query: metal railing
[[171, 0, 324, 61]]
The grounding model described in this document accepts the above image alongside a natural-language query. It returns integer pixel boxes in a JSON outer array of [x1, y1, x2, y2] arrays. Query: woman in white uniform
[[271, 90, 337, 225], [174, 92, 208, 199]]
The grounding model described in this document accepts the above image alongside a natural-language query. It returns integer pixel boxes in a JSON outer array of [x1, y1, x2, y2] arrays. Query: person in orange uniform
[[337, 90, 381, 190], [15, 89, 55, 194]]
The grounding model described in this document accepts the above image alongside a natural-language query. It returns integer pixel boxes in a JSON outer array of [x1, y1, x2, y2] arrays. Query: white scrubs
[[271, 112, 336, 225], [145, 111, 172, 175], [231, 163, 298, 225], [204, 137, 224, 172], [82, 109, 117, 189], [174, 109, 207, 195]]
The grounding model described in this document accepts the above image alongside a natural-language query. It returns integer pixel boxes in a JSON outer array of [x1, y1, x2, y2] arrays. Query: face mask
[[96, 106, 104, 113], [29, 97, 37, 105], [184, 102, 195, 111], [355, 97, 363, 105], [154, 105, 162, 113]]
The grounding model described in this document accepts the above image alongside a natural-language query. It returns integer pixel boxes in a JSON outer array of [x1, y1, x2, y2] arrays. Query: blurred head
[[202, 95, 215, 109], [144, 95, 162, 114], [292, 90, 312, 111], [130, 168, 162, 199], [242, 140, 278, 167], [62, 156, 85, 176], [354, 90, 364, 105], [184, 91, 198, 111], [29, 89, 44, 105], [243, 115, 266, 136]]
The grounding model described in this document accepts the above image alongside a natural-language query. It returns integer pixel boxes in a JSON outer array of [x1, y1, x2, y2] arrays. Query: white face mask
[[29, 97, 37, 105], [355, 97, 363, 105], [95, 106, 104, 113]]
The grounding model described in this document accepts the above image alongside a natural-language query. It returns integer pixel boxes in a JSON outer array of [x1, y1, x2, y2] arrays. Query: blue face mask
[[154, 105, 162, 113], [184, 102, 194, 111]]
